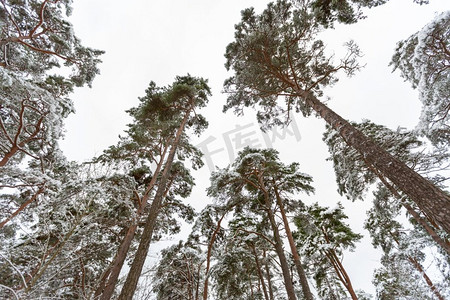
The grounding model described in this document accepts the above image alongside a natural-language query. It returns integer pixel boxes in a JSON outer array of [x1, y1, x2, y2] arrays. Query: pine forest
[[0, 0, 449, 299]]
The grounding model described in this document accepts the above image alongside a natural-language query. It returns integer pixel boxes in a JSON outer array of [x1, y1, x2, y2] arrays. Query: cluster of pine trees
[[0, 0, 449, 299]]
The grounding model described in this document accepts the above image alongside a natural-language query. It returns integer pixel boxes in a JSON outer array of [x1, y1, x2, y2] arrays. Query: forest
[[0, 0, 449, 299]]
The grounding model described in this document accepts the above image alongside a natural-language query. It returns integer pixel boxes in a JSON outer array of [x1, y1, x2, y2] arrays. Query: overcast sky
[[60, 0, 449, 296]]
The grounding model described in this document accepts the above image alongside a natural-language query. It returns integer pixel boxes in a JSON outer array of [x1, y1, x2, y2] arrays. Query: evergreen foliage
[[295, 202, 363, 299], [391, 11, 450, 147], [0, 0, 103, 167], [1, 0, 449, 299], [308, 0, 428, 28]]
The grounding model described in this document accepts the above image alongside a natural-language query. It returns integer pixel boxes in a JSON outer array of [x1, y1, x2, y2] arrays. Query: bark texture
[[300, 90, 450, 234], [259, 178, 297, 300], [98, 145, 168, 300], [274, 187, 313, 300], [118, 111, 190, 300]]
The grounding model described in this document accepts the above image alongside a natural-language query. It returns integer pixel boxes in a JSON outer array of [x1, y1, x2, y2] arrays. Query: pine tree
[[117, 75, 210, 300], [0, 0, 103, 167], [210, 212, 279, 300], [0, 155, 137, 299], [323, 120, 450, 254], [223, 0, 450, 234], [152, 241, 204, 300], [188, 204, 230, 300], [294, 202, 363, 300], [391, 11, 450, 147], [366, 184, 449, 300], [307, 0, 429, 28], [208, 147, 316, 300], [0, 2, 103, 260]]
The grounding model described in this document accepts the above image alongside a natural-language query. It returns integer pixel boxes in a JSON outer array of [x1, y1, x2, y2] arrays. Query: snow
[[323, 204, 340, 215]]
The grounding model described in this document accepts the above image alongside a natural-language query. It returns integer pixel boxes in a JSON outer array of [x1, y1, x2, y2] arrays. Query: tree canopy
[[1, 0, 449, 299]]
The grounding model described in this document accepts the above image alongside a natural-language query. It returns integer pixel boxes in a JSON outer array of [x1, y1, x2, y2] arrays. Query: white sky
[[60, 0, 449, 297]]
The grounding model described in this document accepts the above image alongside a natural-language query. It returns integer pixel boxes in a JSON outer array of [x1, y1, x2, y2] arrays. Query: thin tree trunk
[[203, 211, 227, 300], [259, 178, 297, 300], [324, 249, 358, 300], [263, 249, 275, 300], [251, 244, 270, 300], [389, 232, 445, 300], [249, 276, 255, 299], [118, 110, 191, 300], [274, 187, 313, 300], [406, 256, 445, 300], [364, 161, 450, 255], [297, 89, 450, 234], [0, 185, 45, 229], [98, 144, 169, 300], [321, 227, 358, 300], [195, 263, 202, 300]]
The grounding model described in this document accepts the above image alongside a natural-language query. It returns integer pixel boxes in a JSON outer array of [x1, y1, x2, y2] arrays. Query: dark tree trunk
[[118, 110, 190, 300], [299, 90, 450, 234]]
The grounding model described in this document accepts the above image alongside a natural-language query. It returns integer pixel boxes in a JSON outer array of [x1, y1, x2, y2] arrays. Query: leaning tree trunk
[[388, 232, 445, 300], [0, 185, 45, 230], [323, 246, 358, 300], [203, 211, 228, 300], [97, 143, 169, 300], [118, 110, 190, 300], [259, 178, 297, 300], [273, 187, 313, 300], [263, 249, 275, 300], [250, 244, 270, 300], [363, 161, 450, 255], [297, 89, 450, 234]]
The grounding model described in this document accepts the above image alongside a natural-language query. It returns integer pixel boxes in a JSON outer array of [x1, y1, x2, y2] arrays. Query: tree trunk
[[251, 244, 270, 300], [266, 207, 297, 300], [0, 185, 45, 229], [406, 256, 445, 300], [362, 156, 450, 255], [203, 211, 227, 300], [299, 90, 450, 234], [274, 187, 313, 300], [98, 144, 169, 300], [320, 225, 358, 300], [259, 179, 297, 300], [325, 249, 358, 300], [195, 263, 202, 300], [263, 249, 275, 300], [118, 110, 190, 300], [249, 276, 255, 299], [389, 231, 445, 300]]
